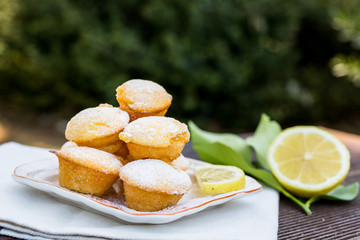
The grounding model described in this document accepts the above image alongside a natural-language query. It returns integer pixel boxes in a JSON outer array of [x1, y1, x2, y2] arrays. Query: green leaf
[[246, 113, 281, 170], [189, 117, 359, 215], [306, 182, 359, 207], [189, 121, 253, 165], [193, 141, 312, 214]]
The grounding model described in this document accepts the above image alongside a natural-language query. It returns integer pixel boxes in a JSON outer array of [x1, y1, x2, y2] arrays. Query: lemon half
[[268, 126, 350, 198], [195, 165, 246, 195]]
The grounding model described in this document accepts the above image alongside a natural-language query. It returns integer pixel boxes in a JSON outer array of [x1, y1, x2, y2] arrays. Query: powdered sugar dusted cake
[[65, 106, 129, 149], [53, 146, 123, 197], [64, 105, 129, 159], [119, 116, 190, 162], [116, 79, 172, 121], [119, 159, 191, 211]]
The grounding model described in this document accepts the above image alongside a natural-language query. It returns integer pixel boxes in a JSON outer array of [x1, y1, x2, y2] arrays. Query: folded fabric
[[0, 142, 279, 240]]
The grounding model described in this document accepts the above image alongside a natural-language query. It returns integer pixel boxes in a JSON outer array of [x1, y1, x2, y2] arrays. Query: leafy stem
[[282, 189, 312, 215]]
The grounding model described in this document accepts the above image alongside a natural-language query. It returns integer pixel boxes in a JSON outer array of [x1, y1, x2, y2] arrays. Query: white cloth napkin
[[0, 142, 279, 240]]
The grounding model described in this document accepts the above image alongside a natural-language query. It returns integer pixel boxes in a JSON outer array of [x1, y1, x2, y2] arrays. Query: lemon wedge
[[268, 126, 350, 198], [195, 165, 246, 195]]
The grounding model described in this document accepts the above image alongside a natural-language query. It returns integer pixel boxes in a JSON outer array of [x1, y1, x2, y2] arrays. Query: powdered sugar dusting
[[171, 154, 190, 171], [116, 79, 172, 112], [61, 141, 78, 150], [65, 107, 129, 143], [55, 146, 123, 175], [119, 116, 190, 147], [119, 159, 191, 195]]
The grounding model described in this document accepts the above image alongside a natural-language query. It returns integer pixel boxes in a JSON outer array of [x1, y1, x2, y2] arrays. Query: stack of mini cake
[[52, 79, 192, 211]]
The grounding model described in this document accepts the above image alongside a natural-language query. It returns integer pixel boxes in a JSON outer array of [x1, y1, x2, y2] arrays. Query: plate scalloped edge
[[12, 157, 263, 224]]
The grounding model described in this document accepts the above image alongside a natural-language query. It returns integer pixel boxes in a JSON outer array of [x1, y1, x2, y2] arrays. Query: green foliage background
[[0, 0, 360, 130]]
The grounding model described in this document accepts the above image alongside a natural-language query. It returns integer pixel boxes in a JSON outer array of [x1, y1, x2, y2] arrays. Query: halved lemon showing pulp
[[195, 165, 245, 195], [268, 126, 350, 198]]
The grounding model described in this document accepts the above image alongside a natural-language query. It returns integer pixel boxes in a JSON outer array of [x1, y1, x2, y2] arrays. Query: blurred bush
[[0, 0, 359, 131]]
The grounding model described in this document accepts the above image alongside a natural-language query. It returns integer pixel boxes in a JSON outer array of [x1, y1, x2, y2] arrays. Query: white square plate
[[12, 157, 262, 224]]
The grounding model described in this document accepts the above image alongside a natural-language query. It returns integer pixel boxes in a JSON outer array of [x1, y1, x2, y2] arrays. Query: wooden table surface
[[1, 128, 360, 240]]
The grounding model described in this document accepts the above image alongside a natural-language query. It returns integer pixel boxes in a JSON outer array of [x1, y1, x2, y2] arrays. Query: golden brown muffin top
[[54, 146, 123, 175], [119, 159, 191, 195], [116, 79, 172, 113], [65, 106, 129, 143], [119, 116, 190, 148]]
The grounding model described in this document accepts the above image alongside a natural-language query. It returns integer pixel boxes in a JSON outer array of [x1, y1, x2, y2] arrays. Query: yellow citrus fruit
[[195, 165, 246, 195], [268, 126, 350, 198]]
